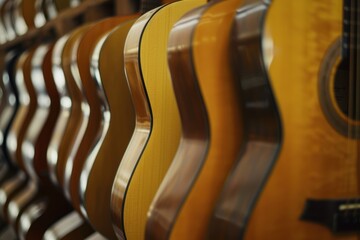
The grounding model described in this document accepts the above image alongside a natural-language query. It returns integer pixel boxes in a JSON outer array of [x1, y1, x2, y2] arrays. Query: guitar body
[[0, 49, 37, 221], [47, 34, 71, 186], [146, 0, 243, 239], [53, 25, 91, 190], [14, 43, 73, 239], [7, 50, 37, 171], [65, 17, 132, 215], [80, 17, 137, 239], [113, 1, 206, 239], [208, 0, 360, 239]]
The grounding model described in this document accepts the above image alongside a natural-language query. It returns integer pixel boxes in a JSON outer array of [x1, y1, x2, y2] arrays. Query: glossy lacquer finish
[[64, 17, 132, 218], [7, 49, 37, 172], [214, 0, 360, 239], [0, 50, 35, 221], [22, 44, 59, 183], [145, 4, 210, 240], [55, 25, 91, 191], [47, 34, 71, 186], [113, 2, 205, 239], [81, 17, 137, 239], [146, 0, 248, 239], [6, 45, 54, 231], [207, 0, 281, 238]]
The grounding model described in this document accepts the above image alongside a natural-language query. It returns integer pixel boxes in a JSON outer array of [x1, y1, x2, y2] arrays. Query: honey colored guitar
[[79, 17, 137, 239], [209, 0, 360, 239], [110, 1, 209, 239], [146, 0, 244, 239], [63, 17, 134, 218]]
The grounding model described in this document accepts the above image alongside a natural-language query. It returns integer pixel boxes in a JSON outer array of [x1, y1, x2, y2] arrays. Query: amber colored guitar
[[0, 49, 37, 221], [39, 26, 95, 240], [14, 43, 73, 239], [145, 0, 244, 239], [6, 44, 71, 237], [209, 0, 360, 239], [46, 24, 91, 189], [79, 17, 137, 239], [62, 17, 134, 217], [109, 1, 212, 239]]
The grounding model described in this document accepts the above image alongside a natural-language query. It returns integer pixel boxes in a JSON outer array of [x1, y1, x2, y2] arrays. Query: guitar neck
[[342, 0, 359, 59]]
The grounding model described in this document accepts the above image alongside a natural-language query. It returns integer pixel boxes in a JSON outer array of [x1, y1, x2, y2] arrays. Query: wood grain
[[217, 0, 360, 239], [114, 1, 205, 239], [157, 0, 244, 239]]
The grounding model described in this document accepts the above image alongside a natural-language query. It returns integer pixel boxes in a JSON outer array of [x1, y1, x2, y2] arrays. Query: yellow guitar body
[[81, 17, 137, 239], [162, 0, 243, 239], [118, 1, 205, 239], [243, 0, 360, 239]]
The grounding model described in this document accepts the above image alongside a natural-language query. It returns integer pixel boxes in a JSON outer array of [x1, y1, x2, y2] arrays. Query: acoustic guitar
[[79, 16, 137, 239], [12, 43, 73, 239], [32, 25, 95, 240], [145, 0, 245, 239], [5, 43, 70, 234], [210, 0, 359, 239], [62, 17, 135, 219], [0, 50, 27, 220], [0, 49, 38, 222], [110, 1, 211, 239]]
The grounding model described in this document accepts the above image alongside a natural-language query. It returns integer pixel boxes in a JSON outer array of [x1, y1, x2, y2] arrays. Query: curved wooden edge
[[208, 2, 281, 238], [47, 33, 71, 186], [65, 16, 132, 222], [111, 9, 153, 239], [145, 4, 210, 240], [81, 17, 137, 239]]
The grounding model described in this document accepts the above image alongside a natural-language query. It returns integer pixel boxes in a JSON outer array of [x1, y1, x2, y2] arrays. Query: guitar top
[[207, 0, 360, 239]]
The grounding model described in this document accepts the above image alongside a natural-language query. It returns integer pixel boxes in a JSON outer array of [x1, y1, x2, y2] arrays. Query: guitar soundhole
[[334, 58, 360, 121], [318, 39, 360, 138], [334, 60, 351, 119]]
